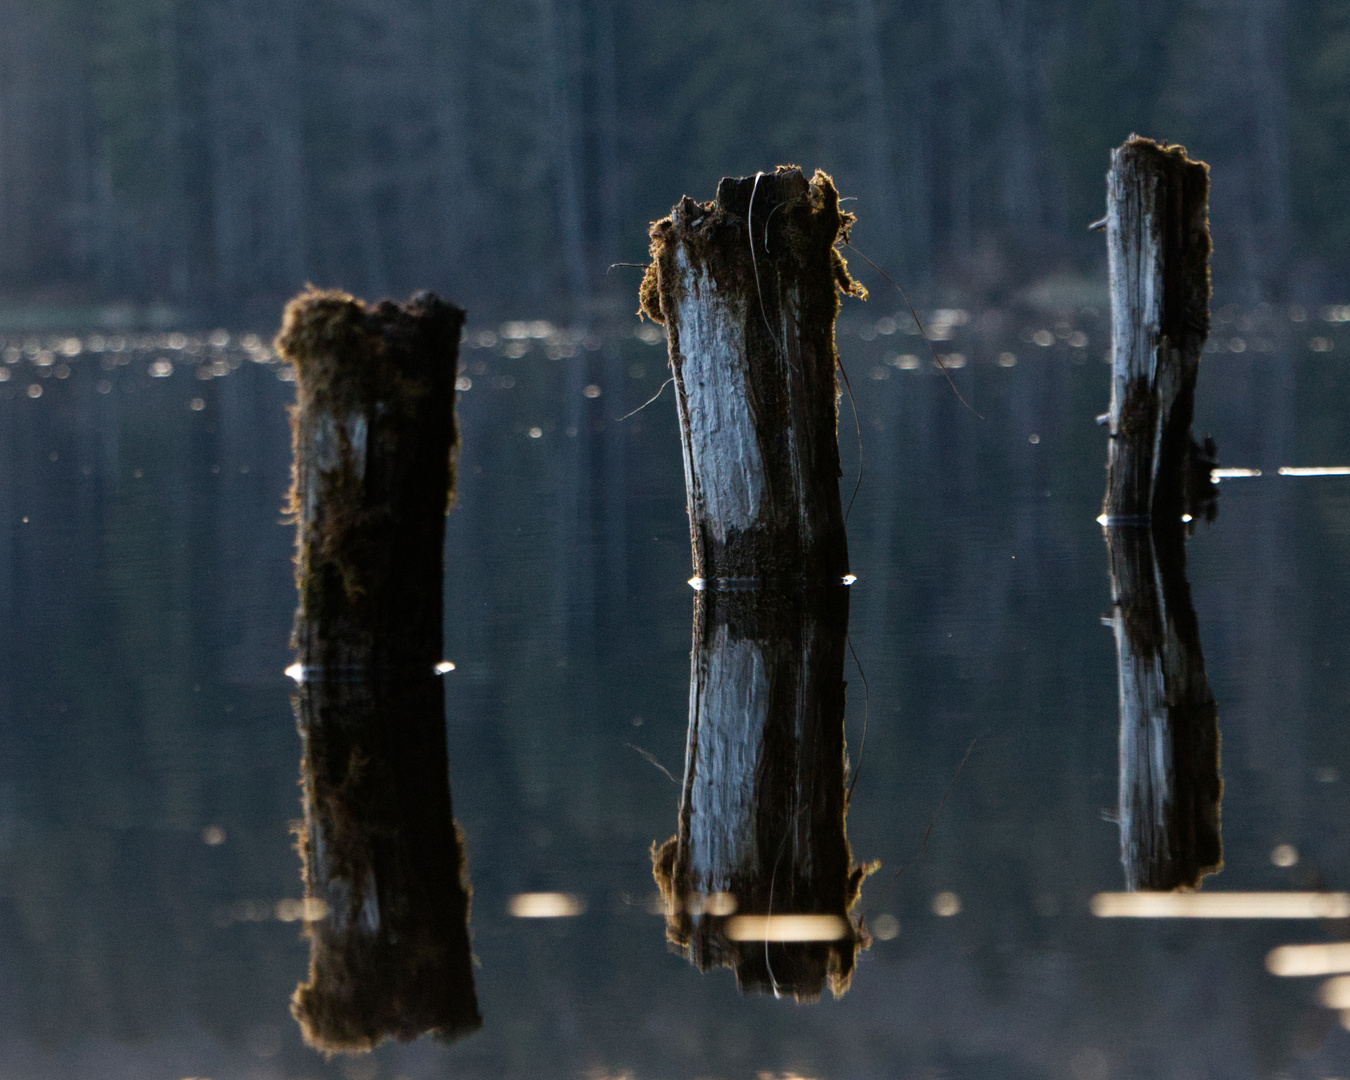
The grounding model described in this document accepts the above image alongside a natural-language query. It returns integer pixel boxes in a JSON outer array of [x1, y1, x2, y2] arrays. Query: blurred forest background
[[0, 0, 1340, 325]]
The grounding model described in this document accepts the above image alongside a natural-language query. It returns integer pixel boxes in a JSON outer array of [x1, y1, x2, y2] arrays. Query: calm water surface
[[1, 307, 1350, 1078]]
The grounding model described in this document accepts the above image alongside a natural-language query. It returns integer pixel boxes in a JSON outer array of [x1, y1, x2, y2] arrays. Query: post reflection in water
[[290, 664, 480, 1052], [652, 585, 873, 1001], [1104, 521, 1222, 891]]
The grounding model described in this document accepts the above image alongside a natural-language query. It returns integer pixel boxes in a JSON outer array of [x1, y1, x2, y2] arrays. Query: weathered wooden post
[[651, 586, 872, 1001], [277, 288, 480, 1052], [639, 165, 864, 584], [1103, 137, 1216, 525], [1105, 523, 1222, 891]]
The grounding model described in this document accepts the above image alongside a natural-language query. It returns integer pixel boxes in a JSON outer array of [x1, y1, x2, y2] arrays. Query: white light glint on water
[[1094, 892, 1350, 920], [932, 891, 962, 916], [1279, 466, 1350, 476], [724, 914, 850, 941], [1211, 468, 1262, 478], [1271, 844, 1299, 868], [508, 892, 586, 918]]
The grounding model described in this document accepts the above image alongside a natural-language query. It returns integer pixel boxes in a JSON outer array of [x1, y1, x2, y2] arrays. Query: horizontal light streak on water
[[1319, 975, 1350, 1008], [724, 914, 850, 942], [1211, 468, 1263, 478], [1268, 942, 1350, 977], [1278, 466, 1350, 476], [1092, 892, 1350, 919], [508, 892, 587, 919]]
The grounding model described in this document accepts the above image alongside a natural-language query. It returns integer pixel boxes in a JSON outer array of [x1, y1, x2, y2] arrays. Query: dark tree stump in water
[[1105, 522, 1222, 891], [1103, 137, 1216, 525], [640, 166, 864, 585], [277, 288, 480, 1052], [652, 586, 872, 1001]]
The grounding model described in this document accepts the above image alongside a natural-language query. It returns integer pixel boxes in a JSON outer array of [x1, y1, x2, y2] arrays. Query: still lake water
[[1, 304, 1349, 1078]]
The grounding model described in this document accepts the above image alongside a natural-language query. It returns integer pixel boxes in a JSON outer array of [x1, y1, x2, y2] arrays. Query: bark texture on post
[[640, 166, 863, 584], [277, 288, 480, 1052], [1104, 137, 1214, 525], [651, 587, 872, 1001], [1106, 523, 1222, 891]]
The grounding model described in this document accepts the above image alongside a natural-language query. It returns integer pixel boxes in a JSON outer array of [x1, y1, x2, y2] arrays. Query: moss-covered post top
[[639, 166, 864, 328], [277, 287, 464, 441], [278, 288, 464, 652], [640, 166, 862, 585]]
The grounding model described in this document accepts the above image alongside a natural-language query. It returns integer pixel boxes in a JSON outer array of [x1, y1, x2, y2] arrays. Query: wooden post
[[1103, 137, 1215, 525], [639, 166, 864, 585], [651, 586, 873, 1001], [1105, 523, 1222, 891], [276, 288, 480, 1052]]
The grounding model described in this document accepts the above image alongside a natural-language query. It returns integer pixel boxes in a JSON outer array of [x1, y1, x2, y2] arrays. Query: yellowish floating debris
[[508, 892, 586, 919], [1268, 941, 1350, 977], [1093, 892, 1350, 920], [724, 914, 850, 942]]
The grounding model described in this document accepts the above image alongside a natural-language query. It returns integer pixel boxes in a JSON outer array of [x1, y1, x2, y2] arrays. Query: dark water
[[2, 305, 1350, 1078]]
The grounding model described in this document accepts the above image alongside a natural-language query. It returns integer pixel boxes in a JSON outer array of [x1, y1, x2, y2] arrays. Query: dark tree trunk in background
[[652, 586, 870, 1002], [540, 0, 592, 317], [1106, 523, 1222, 892], [1103, 137, 1214, 526], [853, 0, 899, 262], [640, 166, 861, 585], [278, 288, 480, 1053]]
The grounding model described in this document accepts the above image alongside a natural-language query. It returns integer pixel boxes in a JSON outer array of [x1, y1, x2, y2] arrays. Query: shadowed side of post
[[651, 587, 873, 1001], [278, 288, 481, 1052], [640, 165, 864, 584], [1106, 522, 1222, 891], [1103, 137, 1215, 525]]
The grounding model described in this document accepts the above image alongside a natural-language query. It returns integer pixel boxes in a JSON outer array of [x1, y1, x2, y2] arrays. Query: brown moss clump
[[639, 165, 864, 328]]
